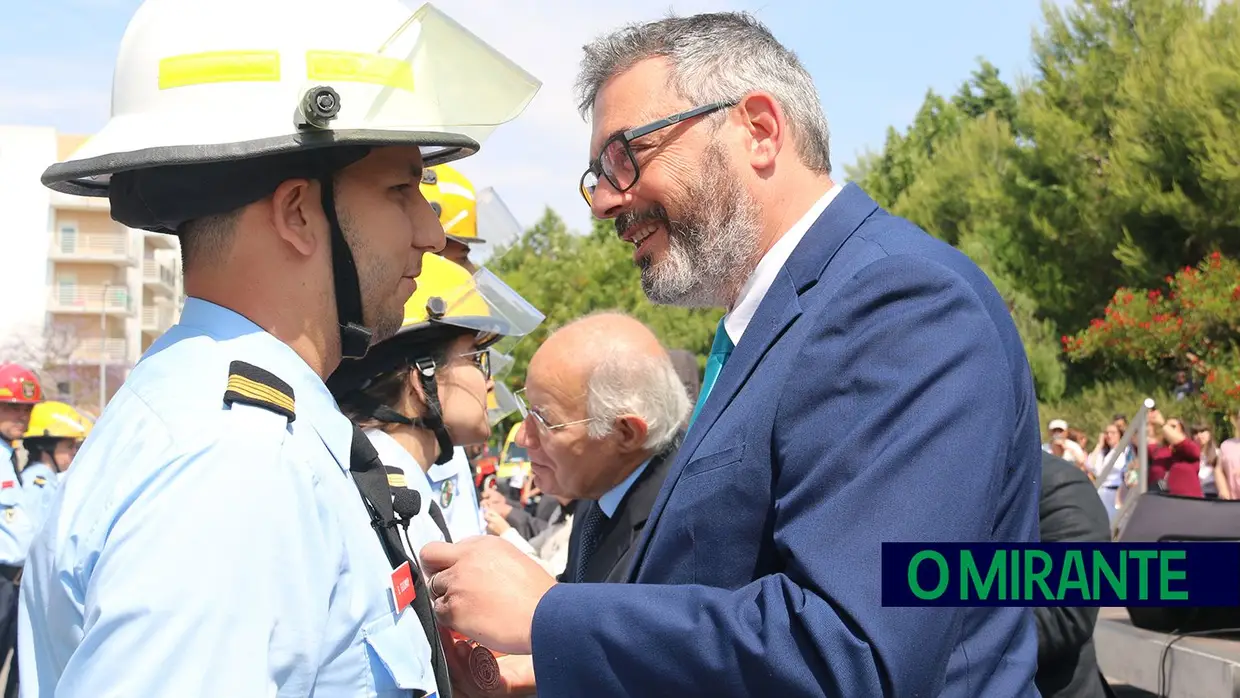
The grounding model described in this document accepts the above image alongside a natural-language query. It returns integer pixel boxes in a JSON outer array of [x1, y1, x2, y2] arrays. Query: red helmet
[[0, 364, 44, 405]]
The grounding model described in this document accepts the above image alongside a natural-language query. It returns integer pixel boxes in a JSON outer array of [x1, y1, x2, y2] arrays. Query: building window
[[59, 222, 78, 253]]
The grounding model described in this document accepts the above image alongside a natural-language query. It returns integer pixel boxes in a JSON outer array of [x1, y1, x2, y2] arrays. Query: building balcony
[[49, 190, 111, 212], [142, 258, 177, 295], [144, 229, 178, 250], [141, 301, 177, 336], [48, 284, 131, 314], [64, 338, 128, 364], [49, 231, 135, 266]]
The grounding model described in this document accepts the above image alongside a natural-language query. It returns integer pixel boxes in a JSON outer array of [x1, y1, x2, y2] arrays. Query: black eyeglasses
[[579, 100, 737, 207], [461, 349, 491, 380]]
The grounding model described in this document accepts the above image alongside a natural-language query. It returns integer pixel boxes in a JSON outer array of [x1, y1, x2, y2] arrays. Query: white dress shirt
[[723, 183, 844, 345]]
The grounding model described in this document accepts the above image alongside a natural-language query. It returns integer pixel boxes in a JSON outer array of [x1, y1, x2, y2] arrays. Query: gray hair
[[575, 12, 831, 174], [584, 346, 691, 454]]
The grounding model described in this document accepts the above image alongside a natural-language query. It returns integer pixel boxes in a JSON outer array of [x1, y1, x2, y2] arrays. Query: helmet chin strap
[[352, 360, 455, 466], [319, 173, 372, 360]]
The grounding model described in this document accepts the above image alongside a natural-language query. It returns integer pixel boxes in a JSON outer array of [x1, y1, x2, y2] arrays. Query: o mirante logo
[[881, 542, 1240, 607]]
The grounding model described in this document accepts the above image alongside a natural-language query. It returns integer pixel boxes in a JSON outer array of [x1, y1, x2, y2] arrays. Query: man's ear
[[270, 178, 321, 258], [612, 414, 650, 454], [738, 91, 785, 171]]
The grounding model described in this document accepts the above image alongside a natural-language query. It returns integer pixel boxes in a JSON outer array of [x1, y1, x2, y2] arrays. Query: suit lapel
[[627, 184, 882, 581], [585, 448, 675, 582]]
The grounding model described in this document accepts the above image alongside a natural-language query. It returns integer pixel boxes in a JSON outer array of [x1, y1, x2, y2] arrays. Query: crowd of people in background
[[1044, 404, 1240, 524]]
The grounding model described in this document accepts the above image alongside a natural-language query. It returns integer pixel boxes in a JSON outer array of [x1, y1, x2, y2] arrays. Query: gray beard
[[638, 145, 763, 309]]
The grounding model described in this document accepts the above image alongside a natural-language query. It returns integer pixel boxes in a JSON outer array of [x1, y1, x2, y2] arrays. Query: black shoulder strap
[[222, 360, 296, 422], [349, 427, 452, 698]]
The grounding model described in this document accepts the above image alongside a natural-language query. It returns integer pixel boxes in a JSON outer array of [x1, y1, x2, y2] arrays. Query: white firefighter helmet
[[42, 0, 541, 361], [43, 0, 541, 196]]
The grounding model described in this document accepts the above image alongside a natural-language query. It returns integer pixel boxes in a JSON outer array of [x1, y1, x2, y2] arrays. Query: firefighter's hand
[[422, 536, 555, 655]]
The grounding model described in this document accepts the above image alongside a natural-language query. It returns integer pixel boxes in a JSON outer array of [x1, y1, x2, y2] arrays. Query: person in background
[[0, 363, 43, 697], [666, 349, 702, 407], [329, 253, 544, 550], [483, 494, 575, 577], [1045, 418, 1069, 453], [422, 164, 484, 273], [1147, 411, 1203, 497], [1219, 407, 1240, 501], [5, 401, 91, 698], [1061, 428, 1088, 471], [1192, 422, 1225, 499], [1035, 451, 1113, 698], [1088, 421, 1132, 522], [18, 402, 91, 527]]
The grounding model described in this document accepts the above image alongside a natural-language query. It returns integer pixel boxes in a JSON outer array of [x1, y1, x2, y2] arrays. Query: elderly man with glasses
[[423, 12, 1042, 698], [511, 312, 689, 587]]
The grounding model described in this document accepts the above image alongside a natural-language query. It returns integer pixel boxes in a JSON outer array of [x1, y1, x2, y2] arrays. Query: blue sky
[[1, 0, 1058, 240]]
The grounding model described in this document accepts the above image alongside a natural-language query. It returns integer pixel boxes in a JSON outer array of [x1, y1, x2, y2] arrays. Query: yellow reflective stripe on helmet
[[225, 374, 295, 414], [442, 209, 470, 234], [435, 181, 476, 201], [159, 50, 281, 90], [305, 50, 415, 91]]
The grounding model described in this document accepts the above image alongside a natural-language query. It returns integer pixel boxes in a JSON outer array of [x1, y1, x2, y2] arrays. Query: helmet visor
[[303, 3, 541, 160], [434, 267, 543, 354], [487, 381, 526, 427]]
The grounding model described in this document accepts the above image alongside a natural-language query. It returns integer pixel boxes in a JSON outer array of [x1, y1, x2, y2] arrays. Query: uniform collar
[[174, 297, 354, 472], [426, 446, 464, 483]]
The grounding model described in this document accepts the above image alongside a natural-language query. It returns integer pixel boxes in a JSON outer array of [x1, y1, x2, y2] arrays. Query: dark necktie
[[349, 426, 452, 698], [573, 502, 607, 583]]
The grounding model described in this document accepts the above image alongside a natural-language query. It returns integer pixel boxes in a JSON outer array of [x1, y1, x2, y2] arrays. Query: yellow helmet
[[421, 164, 482, 245], [396, 253, 541, 349], [24, 401, 91, 441], [327, 254, 543, 395]]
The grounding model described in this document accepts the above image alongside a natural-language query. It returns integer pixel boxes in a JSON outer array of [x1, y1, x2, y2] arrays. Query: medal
[[447, 629, 502, 693], [468, 642, 501, 692]]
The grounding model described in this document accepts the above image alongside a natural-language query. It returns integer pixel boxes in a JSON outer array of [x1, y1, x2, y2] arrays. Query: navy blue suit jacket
[[531, 184, 1043, 697]]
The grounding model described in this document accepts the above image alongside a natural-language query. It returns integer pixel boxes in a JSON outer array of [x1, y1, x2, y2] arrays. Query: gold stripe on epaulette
[[388, 474, 408, 488], [226, 374, 295, 414]]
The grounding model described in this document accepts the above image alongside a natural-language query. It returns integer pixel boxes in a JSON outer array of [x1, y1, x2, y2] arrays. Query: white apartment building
[[0, 125, 183, 415]]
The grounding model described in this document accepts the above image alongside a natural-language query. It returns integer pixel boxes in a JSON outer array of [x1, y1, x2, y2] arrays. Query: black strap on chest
[[349, 427, 452, 698]]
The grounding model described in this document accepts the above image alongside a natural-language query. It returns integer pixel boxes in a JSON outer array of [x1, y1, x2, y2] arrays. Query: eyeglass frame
[[513, 387, 594, 432], [578, 100, 738, 206], [458, 349, 492, 380]]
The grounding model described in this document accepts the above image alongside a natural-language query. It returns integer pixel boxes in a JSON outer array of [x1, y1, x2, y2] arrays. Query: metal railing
[[142, 258, 177, 290], [69, 338, 128, 363], [141, 302, 176, 333], [1093, 397, 1155, 539], [51, 232, 130, 259], [48, 284, 130, 312]]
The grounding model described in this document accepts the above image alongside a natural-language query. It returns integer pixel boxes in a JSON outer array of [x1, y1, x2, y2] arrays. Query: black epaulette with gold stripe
[[222, 360, 295, 422], [384, 465, 407, 489]]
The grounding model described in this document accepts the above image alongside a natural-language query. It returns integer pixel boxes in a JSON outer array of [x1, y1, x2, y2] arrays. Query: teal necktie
[[688, 319, 735, 428]]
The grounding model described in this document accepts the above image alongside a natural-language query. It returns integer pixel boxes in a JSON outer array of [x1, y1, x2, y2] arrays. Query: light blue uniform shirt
[[365, 429, 447, 559], [425, 446, 483, 542], [0, 442, 36, 566], [597, 458, 650, 518], [18, 461, 60, 538], [18, 298, 438, 698]]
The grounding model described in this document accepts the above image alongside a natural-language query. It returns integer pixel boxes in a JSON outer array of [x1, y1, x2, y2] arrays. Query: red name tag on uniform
[[0, 481, 13, 490], [391, 561, 415, 613]]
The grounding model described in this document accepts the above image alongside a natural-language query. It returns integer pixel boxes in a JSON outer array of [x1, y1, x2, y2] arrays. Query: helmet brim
[[43, 128, 480, 198]]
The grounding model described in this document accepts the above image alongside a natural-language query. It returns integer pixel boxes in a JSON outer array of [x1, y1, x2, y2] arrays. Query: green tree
[[846, 0, 1240, 407]]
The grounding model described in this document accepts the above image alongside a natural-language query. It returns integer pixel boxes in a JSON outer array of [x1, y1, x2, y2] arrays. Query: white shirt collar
[[723, 183, 844, 346]]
